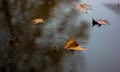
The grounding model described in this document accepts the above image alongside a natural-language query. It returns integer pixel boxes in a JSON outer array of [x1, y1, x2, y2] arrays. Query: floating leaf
[[75, 4, 92, 13], [67, 46, 86, 51], [92, 19, 109, 27], [32, 18, 44, 24], [97, 20, 109, 25], [65, 37, 86, 51], [75, 4, 91, 9]]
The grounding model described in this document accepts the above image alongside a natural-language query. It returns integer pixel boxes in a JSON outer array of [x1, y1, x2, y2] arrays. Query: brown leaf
[[97, 20, 109, 25]]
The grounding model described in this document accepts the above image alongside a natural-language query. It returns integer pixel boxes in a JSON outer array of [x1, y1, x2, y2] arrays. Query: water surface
[[0, 0, 120, 72]]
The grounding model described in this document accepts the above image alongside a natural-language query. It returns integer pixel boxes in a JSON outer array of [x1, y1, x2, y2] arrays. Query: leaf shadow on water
[[103, 3, 120, 15]]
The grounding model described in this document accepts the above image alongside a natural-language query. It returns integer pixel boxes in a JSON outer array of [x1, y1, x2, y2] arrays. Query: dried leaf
[[92, 19, 109, 27], [65, 37, 86, 51], [32, 18, 44, 24], [97, 20, 109, 25], [75, 4, 91, 9], [75, 4, 92, 13], [65, 37, 78, 48], [67, 46, 86, 51]]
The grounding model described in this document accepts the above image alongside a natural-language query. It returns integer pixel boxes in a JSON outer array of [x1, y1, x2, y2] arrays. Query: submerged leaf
[[80, 9, 93, 13]]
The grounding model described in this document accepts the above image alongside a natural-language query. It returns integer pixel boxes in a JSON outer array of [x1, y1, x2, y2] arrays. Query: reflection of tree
[[1, 0, 58, 72], [1, 0, 14, 38], [103, 3, 120, 14], [1, 0, 87, 72], [1, 0, 16, 72], [75, 21, 90, 41]]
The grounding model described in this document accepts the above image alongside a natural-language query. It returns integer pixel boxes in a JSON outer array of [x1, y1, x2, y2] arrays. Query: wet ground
[[0, 0, 120, 72]]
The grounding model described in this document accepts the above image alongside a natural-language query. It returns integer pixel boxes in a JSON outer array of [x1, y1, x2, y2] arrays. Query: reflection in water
[[74, 21, 90, 41], [103, 3, 120, 15], [1, 0, 90, 72]]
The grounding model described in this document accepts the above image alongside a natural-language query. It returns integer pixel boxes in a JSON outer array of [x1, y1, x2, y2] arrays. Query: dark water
[[0, 0, 120, 72]]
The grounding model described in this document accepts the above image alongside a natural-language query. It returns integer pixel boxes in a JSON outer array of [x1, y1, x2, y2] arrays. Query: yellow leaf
[[65, 37, 78, 48], [67, 46, 86, 51], [75, 4, 92, 13], [32, 18, 44, 24], [65, 37, 86, 51], [75, 4, 91, 10]]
